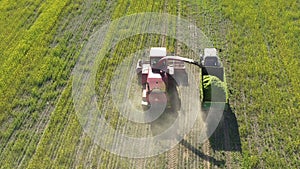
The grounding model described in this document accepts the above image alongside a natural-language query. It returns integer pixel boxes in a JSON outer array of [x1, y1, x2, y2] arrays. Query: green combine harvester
[[200, 48, 228, 111]]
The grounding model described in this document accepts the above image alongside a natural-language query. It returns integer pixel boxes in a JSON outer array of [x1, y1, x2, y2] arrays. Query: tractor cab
[[203, 56, 220, 67], [200, 48, 224, 81], [201, 48, 222, 67], [150, 47, 167, 70]]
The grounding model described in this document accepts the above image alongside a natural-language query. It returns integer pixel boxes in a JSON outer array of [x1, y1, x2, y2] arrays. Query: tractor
[[200, 48, 228, 110]]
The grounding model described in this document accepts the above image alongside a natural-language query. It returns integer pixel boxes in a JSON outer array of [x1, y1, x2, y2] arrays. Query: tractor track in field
[[16, 104, 55, 169], [164, 0, 180, 168], [180, 1, 234, 168], [202, 9, 214, 169], [213, 14, 237, 169], [70, 13, 100, 169], [61, 1, 118, 168], [72, 131, 86, 168], [167, 145, 179, 169], [164, 0, 215, 168], [39, 6, 95, 169], [214, 11, 235, 168], [120, 32, 161, 169], [183, 2, 209, 169]]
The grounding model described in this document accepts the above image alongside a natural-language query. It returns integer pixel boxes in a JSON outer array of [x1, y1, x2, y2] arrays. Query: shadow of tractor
[[208, 103, 242, 152]]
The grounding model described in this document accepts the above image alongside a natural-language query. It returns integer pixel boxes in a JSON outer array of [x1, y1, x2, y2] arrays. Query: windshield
[[204, 57, 218, 66], [150, 57, 161, 66]]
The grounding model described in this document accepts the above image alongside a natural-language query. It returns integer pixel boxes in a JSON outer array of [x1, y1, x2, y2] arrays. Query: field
[[0, 0, 299, 168]]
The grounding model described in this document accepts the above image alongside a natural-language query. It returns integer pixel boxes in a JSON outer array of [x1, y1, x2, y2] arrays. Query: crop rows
[[0, 0, 112, 168], [26, 1, 119, 168], [1, 0, 299, 168], [0, 0, 75, 168]]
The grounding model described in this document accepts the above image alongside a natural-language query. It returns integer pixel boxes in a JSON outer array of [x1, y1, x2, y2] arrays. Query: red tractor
[[136, 47, 201, 110]]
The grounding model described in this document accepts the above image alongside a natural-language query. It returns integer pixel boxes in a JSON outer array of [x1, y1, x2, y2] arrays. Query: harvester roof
[[150, 47, 166, 57]]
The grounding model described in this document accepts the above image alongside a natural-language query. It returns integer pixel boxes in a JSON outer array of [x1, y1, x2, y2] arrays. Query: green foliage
[[202, 75, 227, 102], [0, 0, 86, 168], [242, 151, 259, 169]]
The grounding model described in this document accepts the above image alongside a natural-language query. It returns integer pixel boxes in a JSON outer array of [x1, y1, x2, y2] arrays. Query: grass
[[219, 0, 300, 168], [0, 0, 299, 168]]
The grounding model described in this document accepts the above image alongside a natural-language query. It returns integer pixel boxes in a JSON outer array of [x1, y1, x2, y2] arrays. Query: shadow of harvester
[[208, 104, 242, 152], [180, 139, 226, 167]]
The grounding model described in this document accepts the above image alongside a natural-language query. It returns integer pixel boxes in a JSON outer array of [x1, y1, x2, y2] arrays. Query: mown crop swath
[[0, 0, 299, 168]]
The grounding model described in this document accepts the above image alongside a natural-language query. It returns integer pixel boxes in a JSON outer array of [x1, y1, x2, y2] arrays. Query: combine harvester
[[136, 47, 227, 112]]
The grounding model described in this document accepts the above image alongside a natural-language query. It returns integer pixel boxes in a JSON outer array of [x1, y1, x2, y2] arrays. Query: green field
[[0, 0, 299, 168]]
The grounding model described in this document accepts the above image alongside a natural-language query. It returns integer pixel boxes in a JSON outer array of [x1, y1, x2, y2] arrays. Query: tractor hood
[[147, 68, 166, 92]]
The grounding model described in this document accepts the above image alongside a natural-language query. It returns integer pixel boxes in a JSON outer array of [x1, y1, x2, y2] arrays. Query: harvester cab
[[149, 47, 167, 72]]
